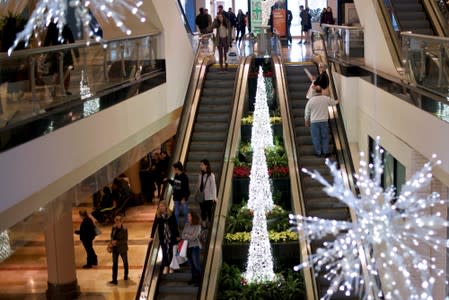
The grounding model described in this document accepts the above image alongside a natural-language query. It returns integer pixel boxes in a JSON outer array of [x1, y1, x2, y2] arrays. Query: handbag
[[194, 190, 205, 203], [106, 243, 113, 253]]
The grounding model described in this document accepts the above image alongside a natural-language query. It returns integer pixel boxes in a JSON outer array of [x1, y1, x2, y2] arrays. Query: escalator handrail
[[272, 55, 318, 300], [135, 42, 212, 300], [199, 55, 253, 300], [373, 0, 405, 70], [314, 30, 379, 298], [422, 0, 449, 36]]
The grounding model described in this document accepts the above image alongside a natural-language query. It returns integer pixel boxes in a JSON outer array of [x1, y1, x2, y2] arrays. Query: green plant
[[224, 230, 298, 243], [218, 263, 305, 300], [241, 114, 282, 125]]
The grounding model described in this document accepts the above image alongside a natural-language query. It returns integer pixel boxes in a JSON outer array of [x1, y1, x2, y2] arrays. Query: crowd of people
[[76, 147, 217, 287]]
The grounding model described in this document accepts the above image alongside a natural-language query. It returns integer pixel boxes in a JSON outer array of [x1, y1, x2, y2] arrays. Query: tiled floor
[[0, 201, 157, 300]]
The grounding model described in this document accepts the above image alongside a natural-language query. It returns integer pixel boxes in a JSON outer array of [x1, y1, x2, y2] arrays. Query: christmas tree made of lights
[[244, 67, 275, 283]]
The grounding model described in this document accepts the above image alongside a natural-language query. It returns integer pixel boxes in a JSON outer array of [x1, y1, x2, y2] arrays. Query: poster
[[272, 3, 286, 37], [250, 0, 263, 34]]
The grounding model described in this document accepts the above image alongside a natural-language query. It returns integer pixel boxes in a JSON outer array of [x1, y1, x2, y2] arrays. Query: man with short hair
[[195, 7, 210, 34], [304, 86, 339, 158]]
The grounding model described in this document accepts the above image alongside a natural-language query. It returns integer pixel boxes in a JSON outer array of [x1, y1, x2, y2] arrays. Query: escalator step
[[200, 96, 233, 105], [198, 104, 230, 114]]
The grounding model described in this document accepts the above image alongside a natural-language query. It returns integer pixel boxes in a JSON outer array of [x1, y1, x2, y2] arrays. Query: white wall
[[335, 72, 449, 187], [152, 0, 196, 111], [0, 84, 184, 230], [353, 0, 398, 77]]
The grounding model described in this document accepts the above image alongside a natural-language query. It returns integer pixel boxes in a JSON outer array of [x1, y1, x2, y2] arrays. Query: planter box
[[222, 241, 300, 270], [271, 177, 291, 209], [232, 177, 250, 204], [241, 124, 251, 141]]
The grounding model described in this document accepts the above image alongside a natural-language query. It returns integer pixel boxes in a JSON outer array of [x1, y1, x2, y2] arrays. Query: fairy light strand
[[290, 137, 449, 300], [244, 66, 275, 283], [8, 0, 146, 54]]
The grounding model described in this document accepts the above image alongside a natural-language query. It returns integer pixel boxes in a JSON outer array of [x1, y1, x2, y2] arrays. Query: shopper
[[236, 9, 246, 44], [151, 201, 180, 274], [166, 161, 190, 225], [108, 215, 128, 285], [304, 86, 339, 158], [195, 8, 210, 34], [182, 212, 202, 286], [212, 14, 231, 72], [299, 6, 312, 44], [197, 159, 217, 228], [74, 209, 98, 269]]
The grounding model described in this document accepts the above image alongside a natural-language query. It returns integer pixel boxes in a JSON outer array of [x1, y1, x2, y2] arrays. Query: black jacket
[[151, 214, 180, 245], [75, 217, 96, 242], [168, 172, 190, 202]]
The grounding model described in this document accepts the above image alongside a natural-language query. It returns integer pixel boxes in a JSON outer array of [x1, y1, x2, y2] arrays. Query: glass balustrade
[[0, 33, 161, 128], [317, 24, 364, 59]]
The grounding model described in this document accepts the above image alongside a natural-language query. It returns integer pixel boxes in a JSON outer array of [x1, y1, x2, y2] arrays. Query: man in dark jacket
[[195, 8, 210, 34], [166, 161, 190, 225], [75, 209, 98, 268], [108, 215, 129, 284]]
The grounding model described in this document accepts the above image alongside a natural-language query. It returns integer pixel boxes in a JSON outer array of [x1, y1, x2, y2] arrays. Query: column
[[45, 199, 80, 300]]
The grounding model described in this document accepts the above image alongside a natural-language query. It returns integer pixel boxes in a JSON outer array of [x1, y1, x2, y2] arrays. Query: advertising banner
[[250, 0, 263, 34], [272, 0, 286, 37]]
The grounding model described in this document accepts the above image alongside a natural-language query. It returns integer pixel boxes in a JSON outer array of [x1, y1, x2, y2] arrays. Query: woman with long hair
[[151, 201, 180, 274], [212, 14, 230, 72], [182, 211, 202, 285], [198, 159, 217, 228]]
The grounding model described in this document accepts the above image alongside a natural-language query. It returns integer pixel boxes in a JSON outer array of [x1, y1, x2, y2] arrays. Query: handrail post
[[58, 51, 64, 94], [29, 56, 36, 101], [120, 42, 126, 78]]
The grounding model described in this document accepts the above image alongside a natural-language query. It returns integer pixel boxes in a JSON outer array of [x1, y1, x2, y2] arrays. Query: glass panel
[[0, 34, 161, 129], [401, 33, 449, 99]]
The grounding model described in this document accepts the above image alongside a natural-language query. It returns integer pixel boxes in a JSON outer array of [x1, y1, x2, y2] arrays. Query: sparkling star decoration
[[290, 138, 449, 300], [8, 0, 146, 54]]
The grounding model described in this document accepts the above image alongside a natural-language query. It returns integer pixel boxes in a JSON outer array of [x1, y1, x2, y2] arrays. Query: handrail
[[423, 0, 449, 36], [135, 33, 214, 299], [0, 32, 161, 60], [272, 55, 318, 300], [199, 55, 252, 300], [321, 24, 363, 31], [372, 0, 404, 70]]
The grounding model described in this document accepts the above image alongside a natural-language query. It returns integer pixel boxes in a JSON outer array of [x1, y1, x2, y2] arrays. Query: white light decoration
[[0, 230, 12, 263], [251, 66, 273, 150], [244, 209, 276, 283], [244, 65, 275, 284], [8, 0, 146, 54], [247, 146, 274, 212], [80, 70, 100, 117], [290, 138, 449, 300]]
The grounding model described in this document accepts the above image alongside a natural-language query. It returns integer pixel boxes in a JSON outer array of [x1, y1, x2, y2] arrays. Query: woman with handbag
[[182, 212, 202, 286], [197, 159, 217, 228], [151, 201, 180, 274]]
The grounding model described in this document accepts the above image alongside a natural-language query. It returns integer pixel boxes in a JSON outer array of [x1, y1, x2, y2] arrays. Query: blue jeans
[[310, 121, 329, 155], [174, 200, 189, 225], [187, 246, 202, 281]]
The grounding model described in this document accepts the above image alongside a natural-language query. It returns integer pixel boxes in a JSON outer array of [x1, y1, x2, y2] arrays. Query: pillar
[[45, 199, 80, 300]]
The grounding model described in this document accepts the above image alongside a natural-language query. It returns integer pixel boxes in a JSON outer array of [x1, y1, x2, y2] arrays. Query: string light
[[245, 65, 275, 284], [79, 70, 100, 117], [0, 230, 12, 263], [8, 0, 146, 54], [290, 137, 449, 300]]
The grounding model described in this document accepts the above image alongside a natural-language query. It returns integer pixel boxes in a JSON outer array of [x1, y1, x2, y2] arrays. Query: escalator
[[157, 65, 238, 300], [137, 54, 252, 300], [389, 0, 434, 35], [283, 63, 358, 299]]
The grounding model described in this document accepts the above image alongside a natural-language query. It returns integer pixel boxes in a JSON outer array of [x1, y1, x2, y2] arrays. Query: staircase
[[391, 0, 434, 35], [285, 64, 357, 299], [156, 65, 237, 300]]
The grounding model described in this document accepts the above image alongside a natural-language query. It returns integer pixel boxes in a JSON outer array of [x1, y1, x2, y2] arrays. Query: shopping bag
[[170, 245, 181, 270], [178, 240, 188, 258], [306, 83, 315, 99], [226, 49, 239, 64]]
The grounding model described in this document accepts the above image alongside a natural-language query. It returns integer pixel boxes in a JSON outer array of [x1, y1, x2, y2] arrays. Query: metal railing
[[401, 32, 449, 97], [319, 24, 364, 60], [0, 33, 161, 128]]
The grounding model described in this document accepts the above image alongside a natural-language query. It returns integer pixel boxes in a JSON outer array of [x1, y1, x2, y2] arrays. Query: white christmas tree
[[290, 138, 449, 300], [251, 67, 273, 150], [244, 66, 275, 284], [80, 70, 91, 100]]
